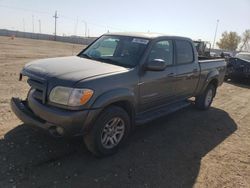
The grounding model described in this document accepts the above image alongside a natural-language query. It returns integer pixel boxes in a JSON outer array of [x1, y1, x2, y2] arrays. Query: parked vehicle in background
[[210, 52, 218, 57], [11, 32, 227, 156], [220, 51, 232, 58], [226, 52, 250, 80], [193, 40, 211, 58]]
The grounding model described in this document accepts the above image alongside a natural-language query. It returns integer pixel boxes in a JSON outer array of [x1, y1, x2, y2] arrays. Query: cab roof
[[104, 32, 191, 40]]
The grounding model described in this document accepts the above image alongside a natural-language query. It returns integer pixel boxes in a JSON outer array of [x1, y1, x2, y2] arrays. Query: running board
[[135, 100, 191, 125]]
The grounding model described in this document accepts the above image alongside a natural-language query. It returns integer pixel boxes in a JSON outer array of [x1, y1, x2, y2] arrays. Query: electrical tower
[[53, 11, 58, 40]]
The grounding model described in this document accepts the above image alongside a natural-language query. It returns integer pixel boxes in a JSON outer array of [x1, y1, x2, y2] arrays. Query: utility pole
[[74, 17, 78, 36], [107, 26, 109, 33], [212, 19, 219, 49], [53, 11, 58, 40], [32, 15, 34, 33], [22, 18, 25, 32], [82, 20, 87, 37], [38, 19, 41, 33]]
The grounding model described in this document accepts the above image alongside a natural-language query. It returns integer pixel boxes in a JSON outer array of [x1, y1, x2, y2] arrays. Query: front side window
[[176, 40, 194, 64], [148, 40, 173, 65], [79, 35, 149, 68]]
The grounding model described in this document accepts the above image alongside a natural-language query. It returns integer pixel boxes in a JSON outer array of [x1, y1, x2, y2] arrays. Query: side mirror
[[145, 59, 167, 71]]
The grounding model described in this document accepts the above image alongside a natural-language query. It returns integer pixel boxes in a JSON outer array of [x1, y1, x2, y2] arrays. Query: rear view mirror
[[146, 59, 167, 71]]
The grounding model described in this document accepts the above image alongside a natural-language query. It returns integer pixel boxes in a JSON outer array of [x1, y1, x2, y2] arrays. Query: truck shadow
[[0, 107, 237, 188]]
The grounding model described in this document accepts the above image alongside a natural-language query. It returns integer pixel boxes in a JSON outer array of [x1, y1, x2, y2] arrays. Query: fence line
[[0, 29, 97, 45]]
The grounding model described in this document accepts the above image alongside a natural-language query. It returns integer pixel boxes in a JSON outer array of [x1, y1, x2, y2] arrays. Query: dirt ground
[[0, 36, 249, 188]]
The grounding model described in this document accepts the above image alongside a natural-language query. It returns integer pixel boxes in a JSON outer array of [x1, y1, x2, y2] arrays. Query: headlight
[[49, 86, 94, 106]]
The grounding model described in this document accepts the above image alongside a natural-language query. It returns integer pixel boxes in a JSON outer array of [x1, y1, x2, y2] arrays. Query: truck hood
[[22, 56, 128, 81]]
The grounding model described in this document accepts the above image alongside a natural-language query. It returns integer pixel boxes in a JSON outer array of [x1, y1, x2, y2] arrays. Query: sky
[[0, 0, 249, 44]]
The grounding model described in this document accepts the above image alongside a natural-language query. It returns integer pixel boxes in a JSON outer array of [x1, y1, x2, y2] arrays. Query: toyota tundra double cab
[[11, 32, 226, 156]]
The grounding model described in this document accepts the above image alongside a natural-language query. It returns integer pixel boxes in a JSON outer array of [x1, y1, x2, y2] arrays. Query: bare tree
[[240, 29, 250, 51], [216, 31, 241, 51]]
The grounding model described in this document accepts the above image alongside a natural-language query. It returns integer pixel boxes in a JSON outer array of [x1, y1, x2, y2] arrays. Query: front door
[[139, 39, 177, 112]]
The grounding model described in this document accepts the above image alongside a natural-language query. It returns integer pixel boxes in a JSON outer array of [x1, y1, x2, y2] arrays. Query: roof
[[105, 32, 190, 40], [237, 52, 250, 55]]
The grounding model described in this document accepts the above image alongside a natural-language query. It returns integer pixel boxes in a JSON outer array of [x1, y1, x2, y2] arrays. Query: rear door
[[174, 40, 200, 98], [139, 39, 178, 112]]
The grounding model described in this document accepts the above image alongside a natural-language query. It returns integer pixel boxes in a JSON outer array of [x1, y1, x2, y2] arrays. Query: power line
[[0, 4, 126, 36], [53, 11, 58, 40], [0, 4, 51, 15], [56, 15, 124, 33]]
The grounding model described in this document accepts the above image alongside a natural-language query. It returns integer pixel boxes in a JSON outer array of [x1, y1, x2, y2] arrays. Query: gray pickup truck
[[11, 33, 226, 156]]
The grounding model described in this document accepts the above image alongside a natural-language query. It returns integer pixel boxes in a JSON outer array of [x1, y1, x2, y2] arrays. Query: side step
[[135, 100, 191, 125]]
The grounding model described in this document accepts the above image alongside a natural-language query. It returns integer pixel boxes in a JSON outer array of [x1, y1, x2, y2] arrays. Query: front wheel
[[195, 84, 216, 110], [84, 106, 131, 157]]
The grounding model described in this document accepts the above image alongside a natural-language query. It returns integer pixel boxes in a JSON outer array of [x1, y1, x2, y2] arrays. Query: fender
[[200, 69, 219, 94], [91, 88, 136, 109], [81, 88, 137, 133]]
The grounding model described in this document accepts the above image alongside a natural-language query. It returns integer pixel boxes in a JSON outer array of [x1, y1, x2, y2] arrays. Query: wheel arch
[[199, 70, 219, 96], [82, 89, 137, 133]]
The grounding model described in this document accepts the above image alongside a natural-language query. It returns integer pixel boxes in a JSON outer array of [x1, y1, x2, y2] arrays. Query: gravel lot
[[0, 36, 249, 188]]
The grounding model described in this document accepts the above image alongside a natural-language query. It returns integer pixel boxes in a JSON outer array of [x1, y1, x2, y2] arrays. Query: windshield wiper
[[97, 58, 131, 68], [97, 58, 118, 65], [80, 55, 131, 68]]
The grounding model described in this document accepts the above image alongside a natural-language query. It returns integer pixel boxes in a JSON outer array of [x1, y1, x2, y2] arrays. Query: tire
[[84, 106, 131, 157], [195, 84, 216, 110]]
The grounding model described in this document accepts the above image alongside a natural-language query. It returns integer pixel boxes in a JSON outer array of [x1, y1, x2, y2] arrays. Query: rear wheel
[[195, 84, 216, 110], [84, 106, 130, 157]]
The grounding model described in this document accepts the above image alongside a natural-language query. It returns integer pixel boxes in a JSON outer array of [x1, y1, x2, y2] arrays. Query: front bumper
[[11, 97, 99, 137]]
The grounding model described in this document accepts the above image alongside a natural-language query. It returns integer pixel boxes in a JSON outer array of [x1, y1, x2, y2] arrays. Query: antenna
[[53, 11, 59, 40]]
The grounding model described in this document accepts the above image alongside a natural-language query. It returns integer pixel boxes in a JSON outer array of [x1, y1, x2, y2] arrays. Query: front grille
[[27, 78, 47, 103]]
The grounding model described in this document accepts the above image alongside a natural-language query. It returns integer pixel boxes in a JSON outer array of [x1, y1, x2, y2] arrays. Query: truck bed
[[198, 56, 223, 61], [195, 58, 227, 96]]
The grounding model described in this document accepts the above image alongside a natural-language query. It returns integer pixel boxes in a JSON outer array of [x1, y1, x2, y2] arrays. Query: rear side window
[[176, 40, 194, 64]]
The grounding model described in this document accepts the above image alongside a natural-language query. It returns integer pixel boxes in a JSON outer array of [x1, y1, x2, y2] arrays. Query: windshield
[[236, 53, 250, 61], [79, 35, 149, 68]]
